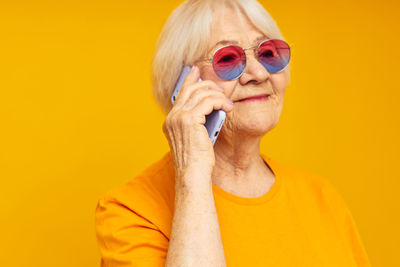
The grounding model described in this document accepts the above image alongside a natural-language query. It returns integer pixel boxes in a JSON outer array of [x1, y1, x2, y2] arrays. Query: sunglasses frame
[[208, 39, 291, 81]]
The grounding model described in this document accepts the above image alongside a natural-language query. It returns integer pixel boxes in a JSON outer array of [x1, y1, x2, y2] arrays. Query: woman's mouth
[[236, 94, 270, 103]]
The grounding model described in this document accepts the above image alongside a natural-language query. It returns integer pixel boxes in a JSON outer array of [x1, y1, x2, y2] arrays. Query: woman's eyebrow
[[211, 39, 239, 51], [210, 35, 270, 51], [254, 35, 270, 43]]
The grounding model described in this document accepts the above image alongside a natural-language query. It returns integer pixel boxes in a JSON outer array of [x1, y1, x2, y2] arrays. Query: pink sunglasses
[[209, 39, 291, 80]]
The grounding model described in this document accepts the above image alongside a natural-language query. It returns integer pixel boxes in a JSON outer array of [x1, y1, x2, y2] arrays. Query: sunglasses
[[208, 39, 291, 81]]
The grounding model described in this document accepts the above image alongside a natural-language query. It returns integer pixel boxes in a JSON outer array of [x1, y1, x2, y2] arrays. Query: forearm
[[165, 174, 226, 267]]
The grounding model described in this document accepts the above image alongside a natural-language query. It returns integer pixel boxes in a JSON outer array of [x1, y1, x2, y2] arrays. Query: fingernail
[[190, 66, 196, 73], [229, 99, 234, 106]]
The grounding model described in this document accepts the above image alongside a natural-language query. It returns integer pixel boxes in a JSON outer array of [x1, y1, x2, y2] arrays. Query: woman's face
[[197, 8, 288, 139]]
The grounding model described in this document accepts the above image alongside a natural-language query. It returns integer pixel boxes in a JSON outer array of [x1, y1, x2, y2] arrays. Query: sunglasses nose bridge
[[241, 46, 270, 77], [242, 45, 258, 56], [242, 45, 262, 68]]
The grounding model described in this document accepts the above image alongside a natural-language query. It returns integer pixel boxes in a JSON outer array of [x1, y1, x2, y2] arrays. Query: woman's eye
[[260, 49, 274, 58], [218, 54, 236, 63]]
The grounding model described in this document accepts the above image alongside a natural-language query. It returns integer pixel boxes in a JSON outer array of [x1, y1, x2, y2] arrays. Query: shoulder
[[263, 154, 347, 214], [95, 151, 175, 238], [99, 151, 175, 205], [263, 154, 332, 192]]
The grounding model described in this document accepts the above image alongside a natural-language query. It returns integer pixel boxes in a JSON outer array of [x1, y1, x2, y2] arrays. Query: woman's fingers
[[165, 87, 233, 139], [181, 87, 225, 111], [168, 65, 233, 125], [190, 95, 233, 123], [173, 66, 224, 107], [173, 66, 200, 107], [180, 66, 200, 90]]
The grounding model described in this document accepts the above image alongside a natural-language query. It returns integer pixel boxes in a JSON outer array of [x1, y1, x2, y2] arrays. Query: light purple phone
[[171, 66, 226, 145]]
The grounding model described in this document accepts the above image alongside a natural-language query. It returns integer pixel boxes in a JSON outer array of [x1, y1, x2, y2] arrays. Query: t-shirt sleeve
[[95, 195, 168, 267], [322, 179, 372, 267], [342, 200, 372, 267]]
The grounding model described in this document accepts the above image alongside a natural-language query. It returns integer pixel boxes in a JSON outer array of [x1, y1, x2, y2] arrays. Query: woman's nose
[[239, 52, 270, 85]]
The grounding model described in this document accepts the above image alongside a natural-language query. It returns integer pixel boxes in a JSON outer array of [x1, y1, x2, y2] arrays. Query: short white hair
[[151, 0, 290, 115]]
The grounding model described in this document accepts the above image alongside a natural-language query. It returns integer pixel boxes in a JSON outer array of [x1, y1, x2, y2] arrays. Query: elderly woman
[[95, 0, 371, 266]]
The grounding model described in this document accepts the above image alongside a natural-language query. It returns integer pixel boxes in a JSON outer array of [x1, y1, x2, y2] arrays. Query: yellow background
[[1, 0, 399, 266]]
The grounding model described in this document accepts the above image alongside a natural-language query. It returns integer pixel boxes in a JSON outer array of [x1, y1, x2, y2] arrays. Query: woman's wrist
[[175, 168, 213, 192]]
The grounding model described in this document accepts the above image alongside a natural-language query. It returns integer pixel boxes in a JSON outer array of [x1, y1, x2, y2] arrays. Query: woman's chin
[[235, 115, 276, 136]]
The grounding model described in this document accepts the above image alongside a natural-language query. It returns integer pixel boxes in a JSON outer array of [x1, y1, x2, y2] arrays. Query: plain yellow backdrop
[[1, 0, 399, 266]]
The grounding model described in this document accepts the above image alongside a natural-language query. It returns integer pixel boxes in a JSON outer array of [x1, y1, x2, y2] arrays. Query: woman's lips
[[236, 94, 270, 103]]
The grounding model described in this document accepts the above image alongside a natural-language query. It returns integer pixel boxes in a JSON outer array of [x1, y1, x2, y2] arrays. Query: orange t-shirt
[[95, 151, 371, 266]]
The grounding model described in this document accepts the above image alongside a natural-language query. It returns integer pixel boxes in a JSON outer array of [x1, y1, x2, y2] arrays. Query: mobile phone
[[171, 66, 226, 145]]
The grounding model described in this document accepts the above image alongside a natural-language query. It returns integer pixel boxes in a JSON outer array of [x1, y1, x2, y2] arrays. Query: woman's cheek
[[224, 81, 238, 99]]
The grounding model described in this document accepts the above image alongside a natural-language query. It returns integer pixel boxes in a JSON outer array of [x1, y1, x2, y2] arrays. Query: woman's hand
[[163, 66, 234, 187]]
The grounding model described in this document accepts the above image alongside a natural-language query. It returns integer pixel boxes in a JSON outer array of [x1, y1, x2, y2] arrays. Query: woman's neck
[[211, 133, 275, 195]]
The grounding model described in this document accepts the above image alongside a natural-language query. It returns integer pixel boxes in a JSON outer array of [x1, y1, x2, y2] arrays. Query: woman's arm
[[165, 170, 226, 267], [162, 66, 233, 266]]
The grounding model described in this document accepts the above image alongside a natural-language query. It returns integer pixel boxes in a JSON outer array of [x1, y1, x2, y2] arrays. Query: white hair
[[151, 0, 290, 115]]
